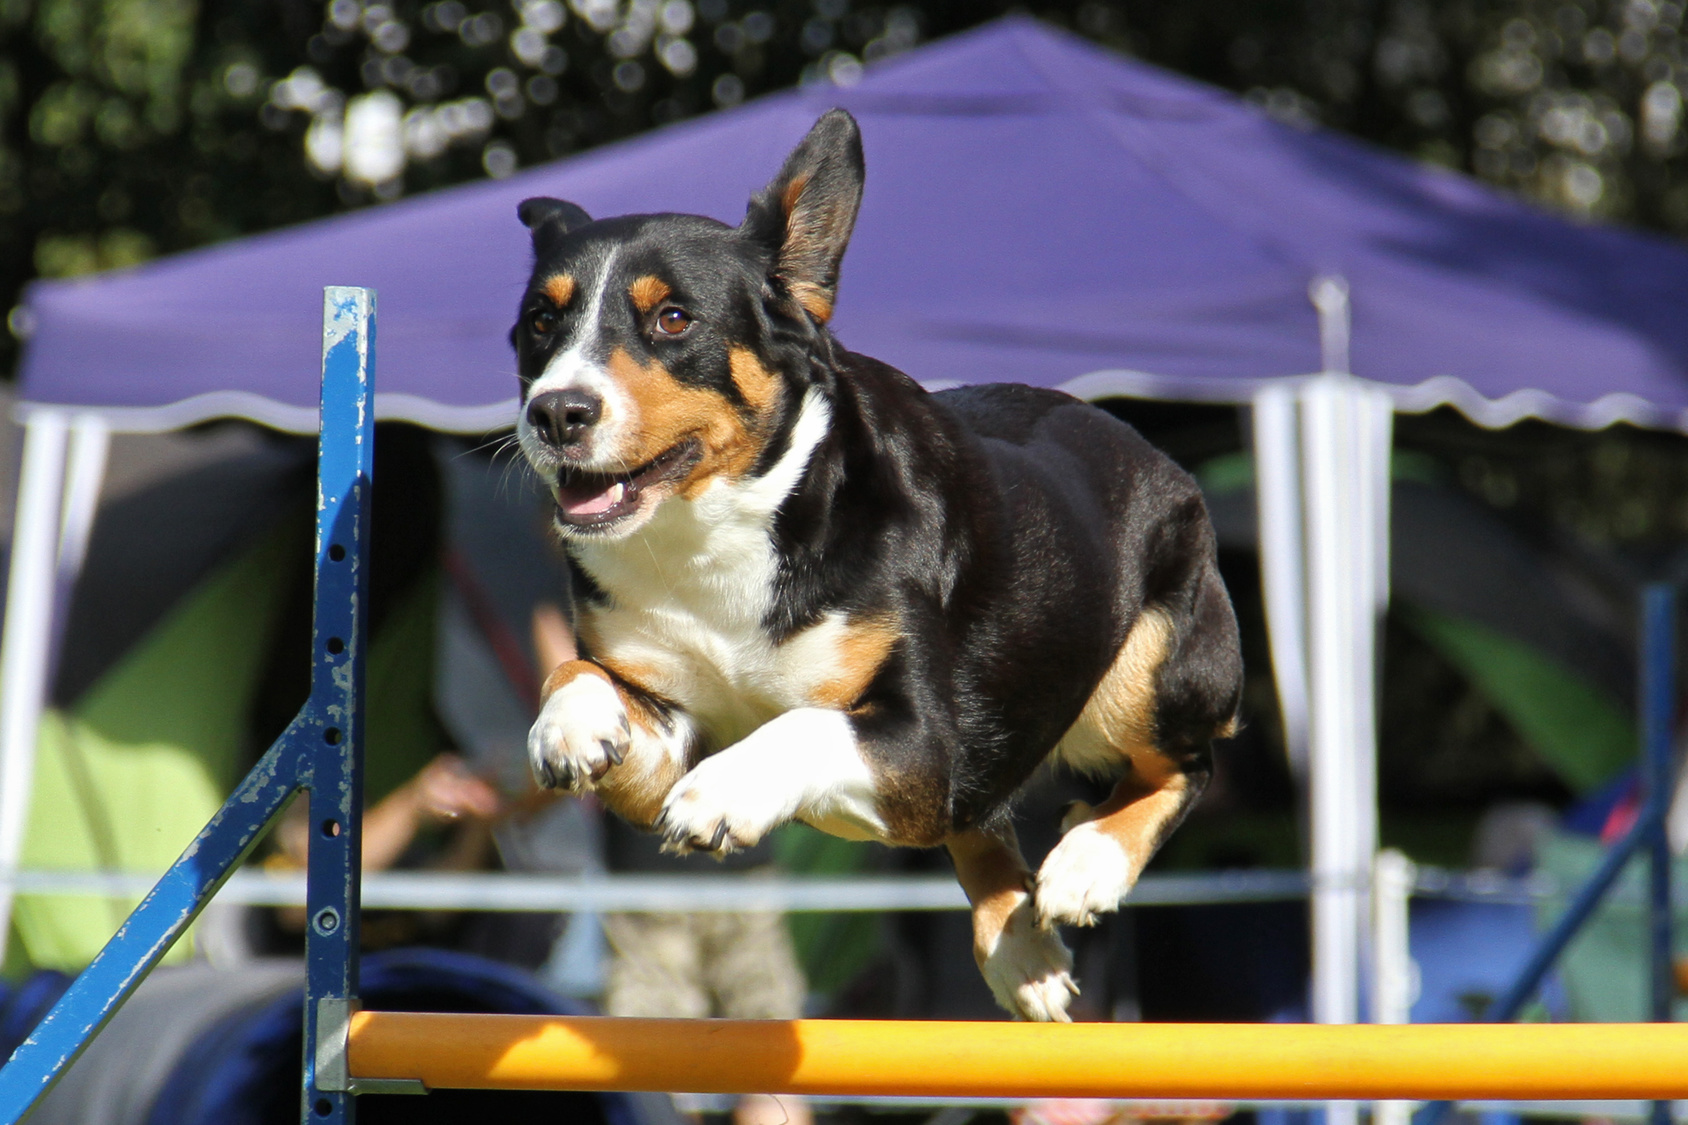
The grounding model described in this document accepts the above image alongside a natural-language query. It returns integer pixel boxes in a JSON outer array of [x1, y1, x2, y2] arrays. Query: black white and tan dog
[[514, 110, 1243, 1021]]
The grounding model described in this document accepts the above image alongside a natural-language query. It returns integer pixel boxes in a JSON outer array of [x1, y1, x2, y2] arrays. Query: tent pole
[[1251, 386, 1311, 785], [1299, 274, 1393, 1125], [48, 416, 109, 674], [0, 412, 73, 960]]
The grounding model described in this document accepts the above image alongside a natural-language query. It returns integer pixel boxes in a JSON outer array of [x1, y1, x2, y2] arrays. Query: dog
[[513, 109, 1243, 1021]]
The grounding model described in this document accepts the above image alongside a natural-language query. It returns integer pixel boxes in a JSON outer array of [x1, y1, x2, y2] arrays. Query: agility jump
[[344, 1014, 1688, 1101]]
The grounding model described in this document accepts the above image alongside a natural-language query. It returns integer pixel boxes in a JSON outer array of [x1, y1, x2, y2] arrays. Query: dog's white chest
[[571, 394, 845, 746], [578, 552, 853, 748]]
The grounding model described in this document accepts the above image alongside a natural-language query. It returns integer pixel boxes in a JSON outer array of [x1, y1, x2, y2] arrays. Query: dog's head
[[513, 109, 864, 539]]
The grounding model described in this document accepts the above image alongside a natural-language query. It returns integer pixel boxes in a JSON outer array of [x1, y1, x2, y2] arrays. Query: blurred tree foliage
[[3, 0, 1687, 381]]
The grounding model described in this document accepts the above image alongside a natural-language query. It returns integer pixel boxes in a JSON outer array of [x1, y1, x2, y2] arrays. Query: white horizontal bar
[[0, 867, 1578, 914]]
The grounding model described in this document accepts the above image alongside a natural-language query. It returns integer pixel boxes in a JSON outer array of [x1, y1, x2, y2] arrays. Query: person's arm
[[274, 753, 504, 872]]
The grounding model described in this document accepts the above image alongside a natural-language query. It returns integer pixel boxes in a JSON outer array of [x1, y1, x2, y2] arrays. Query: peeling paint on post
[[0, 288, 377, 1125], [302, 286, 375, 1125]]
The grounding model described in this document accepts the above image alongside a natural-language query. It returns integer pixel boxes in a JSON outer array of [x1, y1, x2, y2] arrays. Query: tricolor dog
[[516, 110, 1243, 1021]]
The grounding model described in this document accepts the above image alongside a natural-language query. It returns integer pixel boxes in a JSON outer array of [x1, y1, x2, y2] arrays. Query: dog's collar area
[[554, 439, 701, 529]]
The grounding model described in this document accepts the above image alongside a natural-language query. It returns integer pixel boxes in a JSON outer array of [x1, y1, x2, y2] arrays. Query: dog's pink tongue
[[559, 480, 626, 517]]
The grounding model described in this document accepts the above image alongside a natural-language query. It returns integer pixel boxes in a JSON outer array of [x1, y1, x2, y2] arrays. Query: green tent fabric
[[10, 525, 300, 973], [1400, 605, 1635, 793], [361, 569, 446, 808], [8, 527, 447, 975]]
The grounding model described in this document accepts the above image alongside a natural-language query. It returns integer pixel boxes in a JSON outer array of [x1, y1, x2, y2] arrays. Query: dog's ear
[[743, 109, 863, 323], [518, 197, 593, 253]]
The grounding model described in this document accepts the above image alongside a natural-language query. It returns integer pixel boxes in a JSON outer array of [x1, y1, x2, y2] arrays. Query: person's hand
[[406, 753, 503, 824]]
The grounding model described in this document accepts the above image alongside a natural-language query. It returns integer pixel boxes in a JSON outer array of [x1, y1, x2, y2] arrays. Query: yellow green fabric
[[361, 568, 444, 806], [11, 523, 300, 973], [1401, 604, 1635, 793], [9, 522, 446, 974]]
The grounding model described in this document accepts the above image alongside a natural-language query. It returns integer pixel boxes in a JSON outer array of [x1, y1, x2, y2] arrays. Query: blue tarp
[[18, 17, 1688, 433]]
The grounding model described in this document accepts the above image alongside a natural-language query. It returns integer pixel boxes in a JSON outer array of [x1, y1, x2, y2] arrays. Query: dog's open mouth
[[554, 440, 700, 529]]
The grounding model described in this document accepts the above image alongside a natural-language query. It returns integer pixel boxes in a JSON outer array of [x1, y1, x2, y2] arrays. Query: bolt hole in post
[[320, 820, 341, 838], [328, 543, 345, 561], [323, 728, 341, 745], [326, 637, 345, 654], [315, 1099, 334, 1117], [313, 908, 340, 935]]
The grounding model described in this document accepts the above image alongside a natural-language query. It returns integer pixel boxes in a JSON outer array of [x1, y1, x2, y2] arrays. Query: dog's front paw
[[528, 671, 630, 791], [978, 895, 1078, 1022], [1034, 820, 1135, 930], [655, 753, 789, 855]]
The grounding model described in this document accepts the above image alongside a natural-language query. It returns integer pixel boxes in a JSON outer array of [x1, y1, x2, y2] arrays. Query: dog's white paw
[[978, 895, 1078, 1022], [1035, 820, 1135, 930], [528, 672, 630, 791], [655, 752, 791, 855]]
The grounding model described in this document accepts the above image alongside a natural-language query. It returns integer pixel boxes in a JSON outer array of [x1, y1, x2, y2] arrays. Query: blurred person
[[533, 602, 813, 1125], [266, 751, 566, 961]]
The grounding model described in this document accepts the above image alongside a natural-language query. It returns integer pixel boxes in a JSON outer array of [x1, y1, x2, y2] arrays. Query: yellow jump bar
[[347, 1014, 1688, 1100]]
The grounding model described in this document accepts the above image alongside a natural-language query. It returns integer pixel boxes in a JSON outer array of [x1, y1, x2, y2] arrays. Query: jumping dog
[[515, 110, 1243, 1020]]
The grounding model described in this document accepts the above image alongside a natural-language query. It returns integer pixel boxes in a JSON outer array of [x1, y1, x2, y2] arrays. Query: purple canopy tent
[[8, 16, 1688, 1056]]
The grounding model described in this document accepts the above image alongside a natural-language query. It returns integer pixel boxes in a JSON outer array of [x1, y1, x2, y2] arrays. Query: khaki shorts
[[601, 911, 807, 1020]]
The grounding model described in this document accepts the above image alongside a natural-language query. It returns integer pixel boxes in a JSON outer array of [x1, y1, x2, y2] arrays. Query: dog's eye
[[530, 309, 557, 335], [655, 307, 692, 336]]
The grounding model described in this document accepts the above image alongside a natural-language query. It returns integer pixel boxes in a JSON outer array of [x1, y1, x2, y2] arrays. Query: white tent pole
[[49, 416, 109, 671], [56, 416, 108, 578], [1251, 386, 1311, 782], [1300, 374, 1364, 1125], [0, 412, 73, 958], [1300, 375, 1362, 1027], [1300, 274, 1394, 1125]]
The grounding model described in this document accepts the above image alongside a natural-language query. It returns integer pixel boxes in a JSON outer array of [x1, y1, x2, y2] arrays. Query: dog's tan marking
[[807, 614, 899, 709], [948, 825, 1077, 1020], [541, 657, 608, 698], [597, 752, 688, 829], [947, 827, 1033, 963], [1054, 606, 1174, 777], [860, 742, 949, 847], [775, 172, 837, 322], [728, 346, 783, 418], [781, 172, 812, 217], [788, 283, 833, 322], [540, 656, 688, 828], [606, 347, 767, 495], [543, 274, 576, 306], [1071, 770, 1195, 879], [628, 275, 671, 314]]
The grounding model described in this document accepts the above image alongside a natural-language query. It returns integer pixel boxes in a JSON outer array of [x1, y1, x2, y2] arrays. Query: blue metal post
[[0, 288, 376, 1125], [1641, 583, 1676, 1125], [1420, 584, 1680, 1125], [300, 287, 376, 1125], [1482, 815, 1649, 1024]]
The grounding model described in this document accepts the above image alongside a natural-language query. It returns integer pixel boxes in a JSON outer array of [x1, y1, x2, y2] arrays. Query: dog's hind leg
[[1034, 750, 1210, 929], [1036, 560, 1238, 930], [947, 825, 1078, 1022]]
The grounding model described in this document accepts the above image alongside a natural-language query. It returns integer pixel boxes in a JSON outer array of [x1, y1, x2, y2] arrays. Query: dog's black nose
[[528, 390, 602, 447]]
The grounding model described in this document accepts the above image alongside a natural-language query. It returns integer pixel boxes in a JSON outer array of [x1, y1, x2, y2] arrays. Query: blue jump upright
[[1419, 582, 1679, 1125], [0, 288, 377, 1125]]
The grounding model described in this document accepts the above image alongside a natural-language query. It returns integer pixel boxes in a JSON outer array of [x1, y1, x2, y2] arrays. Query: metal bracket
[[314, 997, 428, 1098]]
